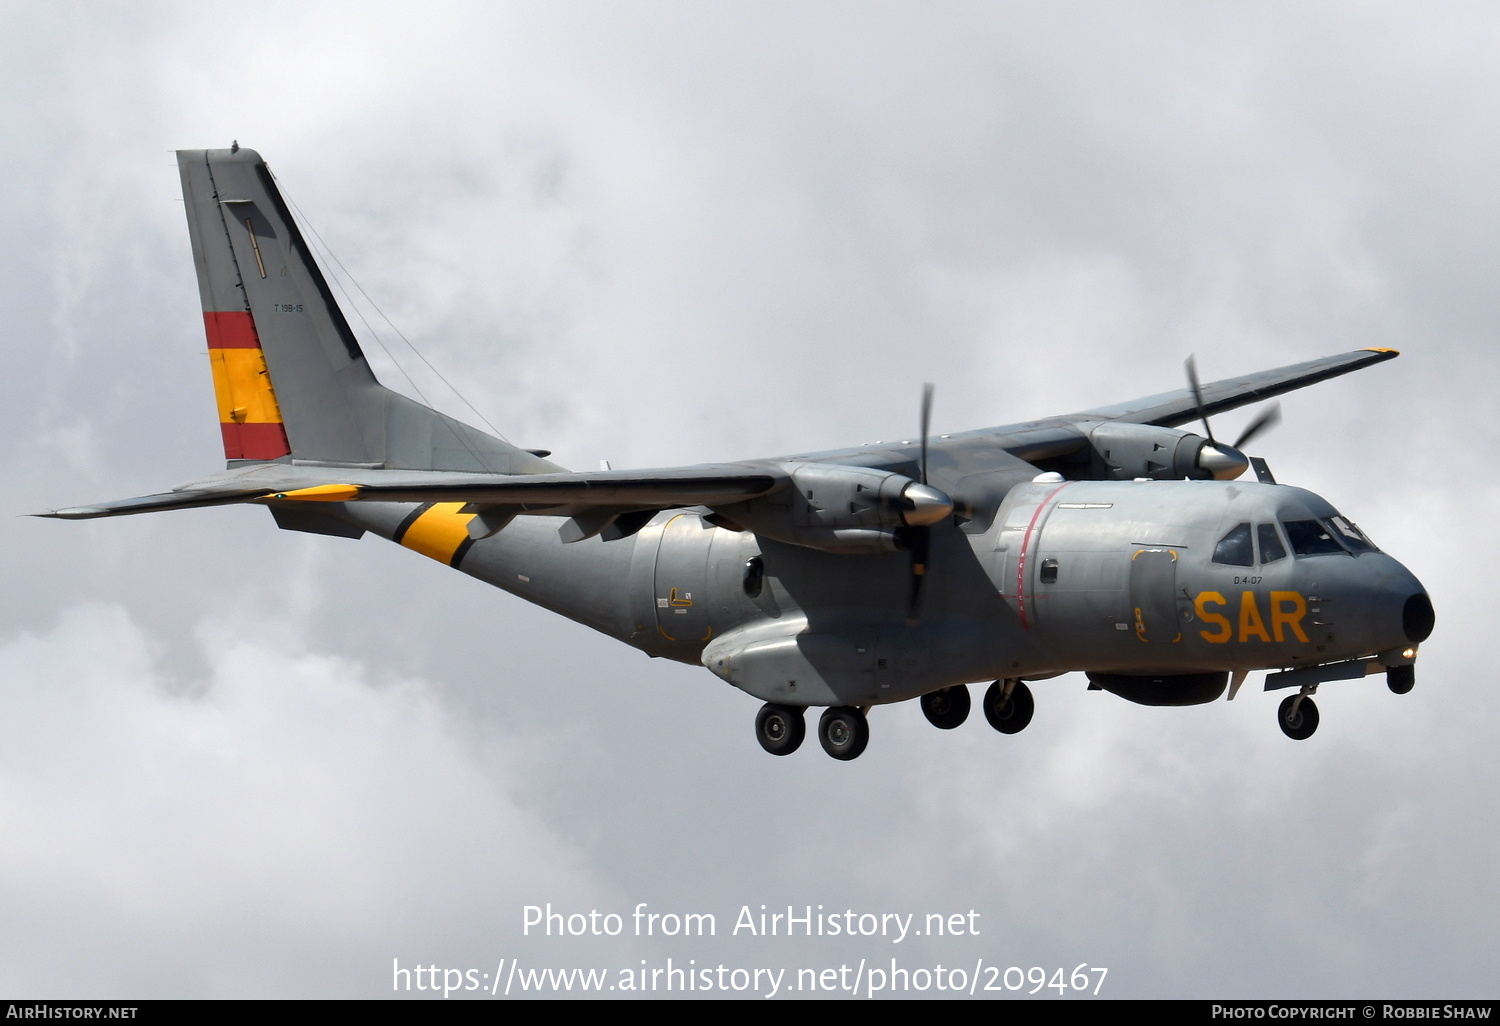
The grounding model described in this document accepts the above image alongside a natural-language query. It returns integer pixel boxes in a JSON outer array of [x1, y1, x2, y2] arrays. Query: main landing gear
[[755, 679, 1039, 760], [919, 680, 1034, 735], [920, 686, 971, 729], [818, 706, 870, 761], [754, 702, 873, 760], [983, 679, 1034, 734], [754, 703, 805, 756]]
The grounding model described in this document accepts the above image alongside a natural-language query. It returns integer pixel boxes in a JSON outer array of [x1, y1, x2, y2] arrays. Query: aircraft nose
[[1365, 559, 1433, 652], [1403, 592, 1435, 644]]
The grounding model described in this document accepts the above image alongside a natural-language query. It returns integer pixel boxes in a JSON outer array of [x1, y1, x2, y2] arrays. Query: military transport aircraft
[[40, 146, 1435, 760]]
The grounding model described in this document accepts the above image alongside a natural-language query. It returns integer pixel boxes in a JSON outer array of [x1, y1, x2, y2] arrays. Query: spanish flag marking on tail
[[204, 311, 291, 460]]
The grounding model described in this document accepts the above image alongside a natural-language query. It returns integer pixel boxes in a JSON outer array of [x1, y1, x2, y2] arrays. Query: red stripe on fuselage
[[1015, 481, 1072, 630], [221, 422, 290, 460], [203, 311, 261, 349]]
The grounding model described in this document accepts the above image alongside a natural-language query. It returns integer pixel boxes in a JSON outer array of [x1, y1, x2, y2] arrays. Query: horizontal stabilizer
[[34, 489, 268, 520]]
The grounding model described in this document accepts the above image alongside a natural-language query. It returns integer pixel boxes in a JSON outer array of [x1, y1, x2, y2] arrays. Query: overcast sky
[[1, 1, 1495, 1000]]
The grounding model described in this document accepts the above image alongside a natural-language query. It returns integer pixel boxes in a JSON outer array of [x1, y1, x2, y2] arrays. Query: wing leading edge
[[36, 464, 784, 520], [1067, 348, 1399, 427]]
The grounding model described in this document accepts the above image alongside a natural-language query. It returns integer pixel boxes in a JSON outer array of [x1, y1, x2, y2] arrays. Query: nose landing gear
[[1278, 693, 1319, 740]]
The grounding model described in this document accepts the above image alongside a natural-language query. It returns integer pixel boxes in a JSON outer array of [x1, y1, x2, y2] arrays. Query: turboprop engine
[[718, 463, 953, 554], [1083, 422, 1249, 481]]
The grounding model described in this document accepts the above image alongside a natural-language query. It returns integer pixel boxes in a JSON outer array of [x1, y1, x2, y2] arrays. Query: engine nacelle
[[718, 463, 953, 554], [1084, 422, 1247, 481], [1087, 671, 1229, 706]]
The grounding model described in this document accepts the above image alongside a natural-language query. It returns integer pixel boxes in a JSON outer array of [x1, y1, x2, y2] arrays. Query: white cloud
[[0, 605, 603, 997]]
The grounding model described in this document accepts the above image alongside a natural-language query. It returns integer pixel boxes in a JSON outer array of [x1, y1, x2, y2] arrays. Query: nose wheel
[[1277, 694, 1319, 740], [920, 686, 971, 729], [818, 706, 870, 760], [983, 680, 1034, 734], [755, 703, 806, 756]]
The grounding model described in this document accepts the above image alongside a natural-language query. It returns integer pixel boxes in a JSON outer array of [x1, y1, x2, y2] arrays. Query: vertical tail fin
[[177, 146, 555, 474]]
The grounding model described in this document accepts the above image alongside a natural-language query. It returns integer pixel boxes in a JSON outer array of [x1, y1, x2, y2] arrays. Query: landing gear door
[[1130, 547, 1182, 643]]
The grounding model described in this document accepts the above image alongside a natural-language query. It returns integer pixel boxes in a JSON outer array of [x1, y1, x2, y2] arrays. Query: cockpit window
[[1257, 523, 1287, 564], [1283, 519, 1346, 556], [1212, 523, 1254, 566], [1326, 515, 1377, 553]]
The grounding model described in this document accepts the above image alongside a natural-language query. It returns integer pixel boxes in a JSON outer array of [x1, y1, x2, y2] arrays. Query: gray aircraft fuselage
[[324, 472, 1425, 712]]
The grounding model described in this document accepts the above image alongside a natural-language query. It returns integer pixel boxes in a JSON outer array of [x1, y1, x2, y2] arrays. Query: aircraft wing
[[784, 349, 1400, 471], [36, 464, 784, 520], [38, 349, 1397, 522], [964, 347, 1402, 465], [266, 465, 784, 513], [1064, 348, 1399, 427]]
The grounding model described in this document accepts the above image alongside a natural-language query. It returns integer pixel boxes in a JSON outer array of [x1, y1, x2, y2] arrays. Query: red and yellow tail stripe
[[204, 311, 291, 460]]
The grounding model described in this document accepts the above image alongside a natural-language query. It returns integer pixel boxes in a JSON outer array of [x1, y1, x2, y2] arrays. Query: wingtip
[[1362, 347, 1401, 357]]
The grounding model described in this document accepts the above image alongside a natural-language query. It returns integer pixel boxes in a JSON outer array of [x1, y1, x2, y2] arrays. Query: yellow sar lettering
[[1194, 591, 1309, 644]]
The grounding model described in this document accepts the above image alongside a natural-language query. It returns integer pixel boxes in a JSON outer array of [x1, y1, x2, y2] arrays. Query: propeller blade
[[1232, 402, 1282, 450], [907, 383, 938, 624], [1184, 355, 1216, 445], [919, 382, 934, 485]]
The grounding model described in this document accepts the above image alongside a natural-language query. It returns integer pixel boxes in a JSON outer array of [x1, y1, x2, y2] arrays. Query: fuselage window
[[1283, 519, 1346, 556], [1257, 523, 1288, 564], [1212, 523, 1254, 566], [1326, 515, 1377, 553]]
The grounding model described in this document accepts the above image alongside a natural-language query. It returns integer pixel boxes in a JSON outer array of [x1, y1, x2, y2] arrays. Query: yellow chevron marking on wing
[[400, 502, 476, 564]]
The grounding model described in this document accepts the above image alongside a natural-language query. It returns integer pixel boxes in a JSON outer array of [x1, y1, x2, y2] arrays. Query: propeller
[[906, 382, 939, 625], [1231, 401, 1281, 450], [1184, 355, 1282, 480]]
